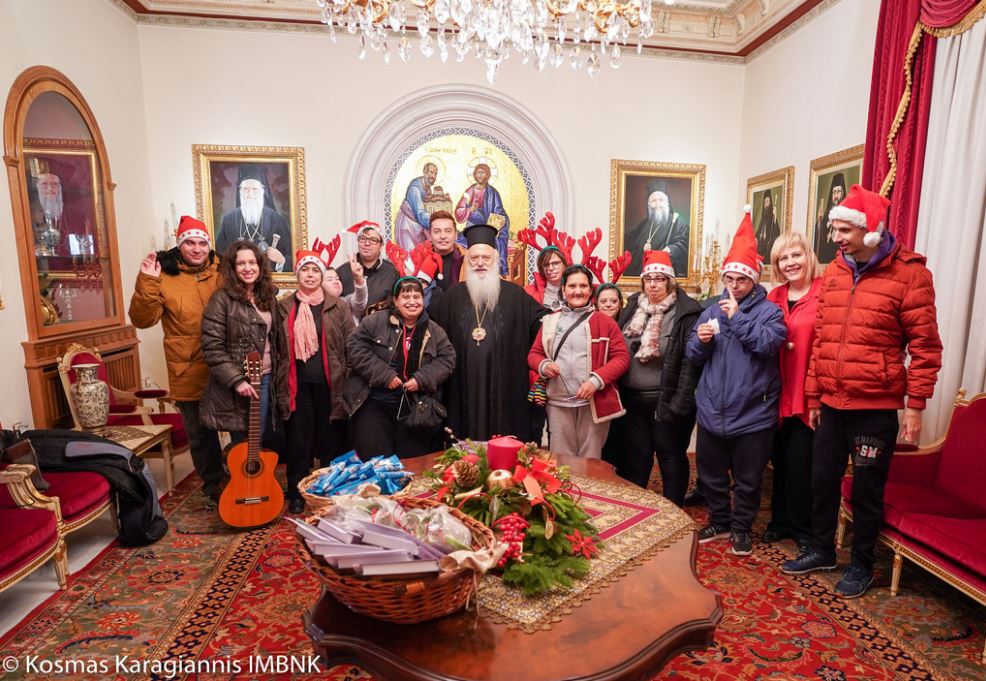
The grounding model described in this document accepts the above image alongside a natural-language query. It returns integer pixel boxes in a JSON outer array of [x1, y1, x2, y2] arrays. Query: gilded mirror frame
[[3, 66, 124, 340]]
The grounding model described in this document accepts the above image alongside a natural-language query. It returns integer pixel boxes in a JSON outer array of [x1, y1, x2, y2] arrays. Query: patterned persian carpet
[[1, 465, 983, 681]]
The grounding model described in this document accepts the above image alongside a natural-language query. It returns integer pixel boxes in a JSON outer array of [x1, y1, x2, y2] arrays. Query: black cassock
[[216, 207, 293, 271], [431, 280, 546, 442]]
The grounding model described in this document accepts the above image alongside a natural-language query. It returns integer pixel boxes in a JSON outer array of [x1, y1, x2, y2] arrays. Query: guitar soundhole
[[244, 459, 262, 476]]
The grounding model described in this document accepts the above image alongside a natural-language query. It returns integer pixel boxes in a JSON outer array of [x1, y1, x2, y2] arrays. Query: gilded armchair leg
[[890, 551, 903, 597], [836, 509, 847, 550], [54, 538, 68, 589]]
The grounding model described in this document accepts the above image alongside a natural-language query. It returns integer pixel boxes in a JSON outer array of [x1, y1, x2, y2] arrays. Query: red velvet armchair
[[2, 434, 115, 574], [0, 464, 68, 593], [57, 343, 189, 490], [837, 390, 986, 662]]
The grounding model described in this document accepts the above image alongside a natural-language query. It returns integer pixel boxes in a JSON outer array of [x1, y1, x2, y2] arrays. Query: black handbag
[[406, 394, 447, 430]]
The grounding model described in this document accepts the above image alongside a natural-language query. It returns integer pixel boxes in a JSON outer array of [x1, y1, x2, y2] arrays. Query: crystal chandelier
[[315, 0, 674, 83]]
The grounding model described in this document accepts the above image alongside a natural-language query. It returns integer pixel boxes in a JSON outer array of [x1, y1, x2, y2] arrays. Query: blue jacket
[[686, 285, 785, 437]]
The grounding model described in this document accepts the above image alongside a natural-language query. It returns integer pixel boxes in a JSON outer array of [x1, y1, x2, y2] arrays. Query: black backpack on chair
[[17, 429, 168, 547]]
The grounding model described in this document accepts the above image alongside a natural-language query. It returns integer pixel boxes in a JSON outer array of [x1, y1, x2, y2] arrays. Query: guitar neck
[[248, 377, 261, 462]]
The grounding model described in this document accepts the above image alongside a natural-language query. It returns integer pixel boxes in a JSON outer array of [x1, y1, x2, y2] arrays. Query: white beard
[[647, 206, 670, 224], [240, 195, 265, 226], [466, 267, 501, 312], [39, 192, 64, 220]]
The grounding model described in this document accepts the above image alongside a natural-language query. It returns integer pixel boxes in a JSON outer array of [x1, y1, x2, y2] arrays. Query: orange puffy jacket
[[806, 243, 942, 411]]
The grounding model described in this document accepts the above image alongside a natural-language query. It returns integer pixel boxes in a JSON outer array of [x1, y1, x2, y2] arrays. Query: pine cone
[[450, 459, 480, 488]]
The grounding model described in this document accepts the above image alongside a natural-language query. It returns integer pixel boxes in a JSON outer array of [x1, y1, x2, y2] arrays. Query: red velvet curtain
[[862, 0, 981, 248]]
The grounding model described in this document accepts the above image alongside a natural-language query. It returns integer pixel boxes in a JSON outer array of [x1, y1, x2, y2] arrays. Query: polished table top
[[305, 453, 722, 681]]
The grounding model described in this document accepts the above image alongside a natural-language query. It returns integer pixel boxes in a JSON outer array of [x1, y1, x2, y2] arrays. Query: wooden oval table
[[304, 454, 722, 681]]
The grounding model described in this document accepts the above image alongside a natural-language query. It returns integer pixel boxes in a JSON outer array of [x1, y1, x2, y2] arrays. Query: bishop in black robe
[[431, 278, 545, 443], [216, 206, 293, 271]]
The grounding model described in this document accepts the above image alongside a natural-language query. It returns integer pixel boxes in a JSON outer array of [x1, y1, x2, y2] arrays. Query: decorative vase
[[70, 363, 109, 428]]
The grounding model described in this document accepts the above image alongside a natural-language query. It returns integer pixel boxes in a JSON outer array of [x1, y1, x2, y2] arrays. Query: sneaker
[[731, 530, 753, 556], [835, 565, 874, 599], [781, 549, 837, 574], [698, 523, 730, 543]]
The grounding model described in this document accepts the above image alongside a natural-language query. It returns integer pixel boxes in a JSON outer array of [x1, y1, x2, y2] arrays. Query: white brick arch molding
[[343, 84, 574, 239]]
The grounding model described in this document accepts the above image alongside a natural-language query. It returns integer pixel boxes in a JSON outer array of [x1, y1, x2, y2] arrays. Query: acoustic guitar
[[219, 351, 284, 528]]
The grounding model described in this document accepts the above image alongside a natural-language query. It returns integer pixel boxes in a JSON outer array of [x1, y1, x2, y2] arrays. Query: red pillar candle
[[486, 436, 524, 471]]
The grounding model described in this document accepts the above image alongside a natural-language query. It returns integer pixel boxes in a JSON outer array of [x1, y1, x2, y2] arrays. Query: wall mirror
[[4, 67, 123, 339]]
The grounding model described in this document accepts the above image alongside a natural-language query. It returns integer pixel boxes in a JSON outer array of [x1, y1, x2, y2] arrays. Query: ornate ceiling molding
[[109, 0, 838, 63]]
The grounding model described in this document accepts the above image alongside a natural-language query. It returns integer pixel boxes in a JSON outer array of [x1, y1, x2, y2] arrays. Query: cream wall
[[0, 0, 156, 428], [739, 0, 881, 242], [135, 24, 745, 269], [0, 0, 877, 426]]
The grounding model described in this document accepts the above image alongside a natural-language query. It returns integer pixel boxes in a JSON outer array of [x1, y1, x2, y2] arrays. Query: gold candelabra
[[699, 239, 722, 298]]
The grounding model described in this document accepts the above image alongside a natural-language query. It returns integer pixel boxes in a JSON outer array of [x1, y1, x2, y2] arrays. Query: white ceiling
[[121, 0, 829, 57]]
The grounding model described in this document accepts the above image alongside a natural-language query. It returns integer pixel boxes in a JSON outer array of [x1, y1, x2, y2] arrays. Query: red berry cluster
[[493, 513, 530, 568]]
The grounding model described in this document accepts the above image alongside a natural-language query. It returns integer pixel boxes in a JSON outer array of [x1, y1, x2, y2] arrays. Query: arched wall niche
[[344, 84, 575, 271]]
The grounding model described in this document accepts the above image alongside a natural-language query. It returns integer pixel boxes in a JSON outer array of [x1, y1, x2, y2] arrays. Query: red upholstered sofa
[[837, 390, 986, 662], [0, 464, 67, 593]]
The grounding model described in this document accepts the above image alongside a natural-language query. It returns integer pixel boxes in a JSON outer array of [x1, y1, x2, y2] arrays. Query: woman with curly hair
[[200, 240, 289, 447]]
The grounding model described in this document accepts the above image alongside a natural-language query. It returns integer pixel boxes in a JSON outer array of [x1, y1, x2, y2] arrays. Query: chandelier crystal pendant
[[315, 0, 671, 83]]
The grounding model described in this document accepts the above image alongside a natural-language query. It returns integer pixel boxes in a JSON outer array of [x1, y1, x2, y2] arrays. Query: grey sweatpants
[[546, 404, 609, 459]]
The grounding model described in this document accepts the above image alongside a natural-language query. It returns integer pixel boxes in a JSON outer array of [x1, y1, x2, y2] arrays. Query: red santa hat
[[176, 216, 210, 247], [347, 220, 382, 239], [828, 184, 890, 248], [294, 249, 327, 275], [641, 250, 675, 278], [721, 206, 762, 282]]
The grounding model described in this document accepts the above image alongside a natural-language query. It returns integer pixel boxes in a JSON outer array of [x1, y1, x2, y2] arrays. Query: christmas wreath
[[425, 440, 600, 597]]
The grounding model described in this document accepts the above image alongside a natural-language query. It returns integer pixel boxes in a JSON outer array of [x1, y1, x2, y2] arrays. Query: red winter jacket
[[805, 243, 942, 411], [767, 278, 822, 426], [528, 310, 630, 422]]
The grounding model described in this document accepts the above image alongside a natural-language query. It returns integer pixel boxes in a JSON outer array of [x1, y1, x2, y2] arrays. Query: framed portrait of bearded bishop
[[192, 144, 307, 282], [609, 159, 705, 290], [806, 144, 864, 267], [746, 165, 794, 281]]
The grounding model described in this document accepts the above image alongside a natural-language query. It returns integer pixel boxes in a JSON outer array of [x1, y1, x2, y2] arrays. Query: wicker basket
[[296, 497, 496, 624], [297, 467, 335, 511], [298, 467, 414, 511]]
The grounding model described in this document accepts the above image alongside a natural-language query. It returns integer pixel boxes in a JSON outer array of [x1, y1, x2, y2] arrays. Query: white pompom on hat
[[828, 184, 891, 248]]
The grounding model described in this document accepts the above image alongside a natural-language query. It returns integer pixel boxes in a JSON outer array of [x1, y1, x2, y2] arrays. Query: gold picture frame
[[609, 159, 705, 291], [746, 165, 794, 281], [192, 144, 308, 283], [806, 144, 864, 267]]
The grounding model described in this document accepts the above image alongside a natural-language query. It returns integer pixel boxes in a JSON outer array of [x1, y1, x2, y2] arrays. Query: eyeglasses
[[357, 235, 382, 245], [642, 275, 667, 283]]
